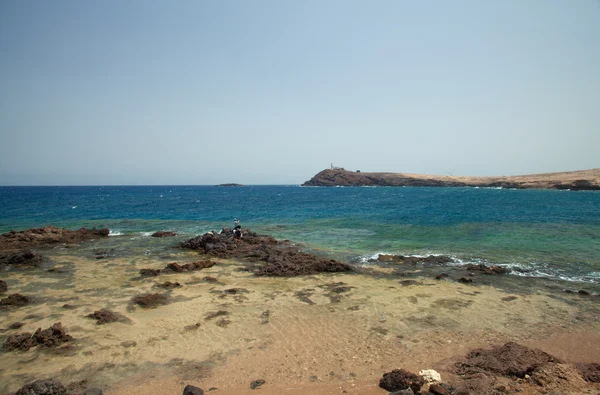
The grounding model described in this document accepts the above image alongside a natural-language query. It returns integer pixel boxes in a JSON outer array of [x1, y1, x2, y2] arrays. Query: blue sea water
[[1, 185, 599, 285]]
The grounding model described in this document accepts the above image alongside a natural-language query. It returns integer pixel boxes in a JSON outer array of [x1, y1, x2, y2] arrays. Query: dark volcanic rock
[[3, 332, 36, 351], [32, 322, 74, 348], [0, 250, 44, 267], [455, 342, 561, 378], [9, 322, 25, 329], [140, 268, 161, 277], [181, 229, 352, 277], [249, 379, 265, 389], [3, 322, 73, 351], [152, 231, 177, 237], [157, 281, 182, 289], [131, 293, 169, 308], [183, 384, 204, 395], [373, 254, 454, 265], [576, 362, 600, 382], [458, 277, 473, 284], [0, 226, 109, 250], [379, 369, 425, 393], [86, 309, 131, 324], [164, 260, 215, 273], [0, 279, 7, 293], [465, 263, 510, 275], [1, 293, 30, 307], [15, 378, 67, 395]]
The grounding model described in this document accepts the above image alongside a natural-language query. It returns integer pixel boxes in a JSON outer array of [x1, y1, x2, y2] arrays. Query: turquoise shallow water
[[1, 185, 599, 285]]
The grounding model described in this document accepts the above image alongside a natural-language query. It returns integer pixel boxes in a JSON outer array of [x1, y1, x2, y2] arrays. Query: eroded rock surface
[[455, 342, 560, 378], [1, 293, 30, 307], [131, 293, 170, 309], [86, 309, 131, 325], [15, 378, 67, 395], [151, 231, 177, 237], [181, 229, 352, 277], [3, 322, 73, 351], [0, 226, 109, 250], [379, 369, 425, 393]]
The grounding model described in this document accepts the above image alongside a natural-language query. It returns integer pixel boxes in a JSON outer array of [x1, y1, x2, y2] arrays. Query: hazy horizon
[[1, 1, 599, 186]]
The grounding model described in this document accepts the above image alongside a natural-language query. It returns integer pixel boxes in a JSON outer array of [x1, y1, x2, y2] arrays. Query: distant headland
[[216, 183, 244, 187], [302, 168, 600, 190]]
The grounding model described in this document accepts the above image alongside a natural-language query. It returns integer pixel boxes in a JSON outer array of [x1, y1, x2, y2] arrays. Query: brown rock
[[15, 378, 67, 395], [0, 279, 7, 293], [575, 362, 600, 382], [0, 293, 30, 307], [181, 229, 351, 277], [131, 293, 169, 308], [0, 226, 109, 250], [3, 322, 73, 351], [140, 268, 161, 277], [151, 231, 177, 237], [379, 369, 425, 393], [455, 342, 561, 378], [429, 383, 447, 395], [86, 309, 131, 324], [32, 322, 74, 348]]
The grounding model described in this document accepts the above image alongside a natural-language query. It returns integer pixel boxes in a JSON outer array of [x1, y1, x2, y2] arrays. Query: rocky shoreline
[[302, 168, 600, 190], [0, 226, 599, 395]]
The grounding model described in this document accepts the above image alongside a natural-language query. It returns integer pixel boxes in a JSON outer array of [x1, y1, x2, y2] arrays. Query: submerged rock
[[0, 293, 30, 307], [156, 281, 182, 289], [15, 378, 67, 395], [465, 263, 510, 275], [164, 260, 215, 273], [379, 369, 425, 393], [373, 254, 454, 265], [3, 322, 73, 351], [0, 279, 7, 293], [86, 309, 131, 325], [131, 293, 170, 309], [0, 226, 109, 250], [0, 250, 44, 268], [181, 229, 352, 277], [140, 268, 161, 277], [152, 231, 177, 237]]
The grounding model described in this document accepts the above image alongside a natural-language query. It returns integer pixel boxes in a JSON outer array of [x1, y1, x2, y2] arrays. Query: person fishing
[[233, 218, 242, 238]]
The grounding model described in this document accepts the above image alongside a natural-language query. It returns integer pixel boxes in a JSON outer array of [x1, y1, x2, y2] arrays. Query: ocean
[[1, 185, 599, 288]]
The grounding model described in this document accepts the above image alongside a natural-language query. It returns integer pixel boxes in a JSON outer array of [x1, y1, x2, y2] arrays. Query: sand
[[2, 247, 599, 394]]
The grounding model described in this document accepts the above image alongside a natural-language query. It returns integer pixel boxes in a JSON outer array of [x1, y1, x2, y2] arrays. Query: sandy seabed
[[1, 243, 599, 395]]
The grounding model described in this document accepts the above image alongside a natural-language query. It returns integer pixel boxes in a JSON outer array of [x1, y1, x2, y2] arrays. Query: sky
[[0, 0, 599, 185]]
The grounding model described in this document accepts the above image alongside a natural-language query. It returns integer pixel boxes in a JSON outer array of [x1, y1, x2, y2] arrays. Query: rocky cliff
[[302, 168, 600, 190]]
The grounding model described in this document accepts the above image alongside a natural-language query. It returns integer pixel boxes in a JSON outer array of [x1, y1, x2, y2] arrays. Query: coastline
[[1, 228, 599, 394], [302, 168, 600, 190]]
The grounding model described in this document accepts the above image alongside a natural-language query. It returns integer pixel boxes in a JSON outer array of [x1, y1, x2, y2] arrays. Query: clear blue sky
[[1, 0, 599, 185]]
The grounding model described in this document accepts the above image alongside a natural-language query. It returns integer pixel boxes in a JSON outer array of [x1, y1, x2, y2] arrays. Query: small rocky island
[[216, 183, 244, 187], [302, 168, 600, 190]]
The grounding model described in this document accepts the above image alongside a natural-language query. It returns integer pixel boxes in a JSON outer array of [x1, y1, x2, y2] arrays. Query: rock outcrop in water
[[302, 168, 600, 190], [86, 309, 131, 325], [181, 228, 352, 277], [1, 293, 30, 308], [151, 231, 177, 237], [3, 322, 73, 351], [0, 250, 44, 268], [0, 226, 109, 251]]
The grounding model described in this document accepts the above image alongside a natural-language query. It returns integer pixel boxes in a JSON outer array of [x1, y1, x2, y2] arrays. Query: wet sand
[[1, 239, 599, 394]]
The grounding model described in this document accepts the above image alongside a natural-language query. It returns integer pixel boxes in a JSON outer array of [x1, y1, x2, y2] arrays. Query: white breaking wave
[[108, 230, 124, 236]]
